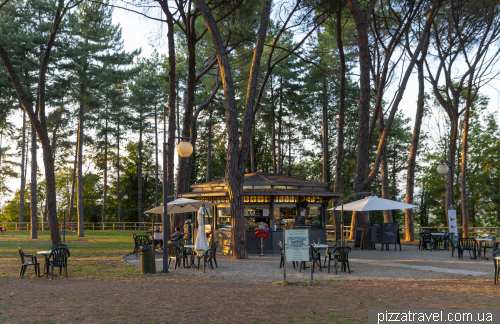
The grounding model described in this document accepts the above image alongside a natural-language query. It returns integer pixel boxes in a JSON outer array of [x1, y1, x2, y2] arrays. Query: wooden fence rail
[[325, 225, 500, 240], [2, 222, 500, 240], [0, 222, 154, 232]]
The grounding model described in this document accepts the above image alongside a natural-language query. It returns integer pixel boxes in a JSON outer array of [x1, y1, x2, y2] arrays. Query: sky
[[2, 4, 500, 207]]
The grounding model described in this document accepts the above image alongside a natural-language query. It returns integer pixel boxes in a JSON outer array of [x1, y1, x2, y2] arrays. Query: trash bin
[[138, 245, 156, 274]]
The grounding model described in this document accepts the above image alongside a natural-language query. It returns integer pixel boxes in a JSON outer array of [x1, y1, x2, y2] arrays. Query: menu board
[[448, 209, 458, 234], [284, 229, 309, 261], [370, 223, 400, 251], [354, 228, 364, 248], [382, 223, 398, 244], [370, 223, 383, 243], [295, 215, 305, 226]]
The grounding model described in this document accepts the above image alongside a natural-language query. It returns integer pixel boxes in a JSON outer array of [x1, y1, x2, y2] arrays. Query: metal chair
[[134, 234, 150, 256], [450, 234, 460, 257], [48, 248, 70, 279], [197, 241, 219, 270], [166, 241, 183, 270], [481, 236, 497, 258], [277, 240, 297, 269], [18, 247, 40, 278], [51, 243, 68, 250], [459, 238, 477, 260], [421, 233, 433, 251], [494, 250, 500, 285], [299, 245, 322, 273], [324, 243, 338, 273], [436, 232, 451, 251], [334, 246, 351, 274]]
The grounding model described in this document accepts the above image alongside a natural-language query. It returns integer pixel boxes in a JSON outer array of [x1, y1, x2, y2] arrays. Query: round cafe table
[[37, 251, 52, 277], [475, 238, 493, 260], [183, 245, 196, 268]]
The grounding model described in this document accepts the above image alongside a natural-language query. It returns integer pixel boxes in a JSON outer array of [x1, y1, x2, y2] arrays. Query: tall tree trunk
[[68, 141, 77, 224], [404, 60, 425, 242], [378, 112, 393, 223], [102, 116, 108, 225], [446, 116, 458, 228], [206, 108, 212, 182], [277, 80, 282, 174], [155, 103, 160, 222], [271, 79, 276, 174], [347, 0, 374, 242], [42, 198, 48, 229], [117, 121, 121, 225], [19, 112, 26, 229], [138, 118, 144, 228], [322, 73, 328, 183], [77, 84, 85, 237], [157, 0, 176, 241], [287, 123, 291, 176], [175, 13, 198, 231], [460, 101, 471, 237], [250, 126, 255, 172], [193, 0, 272, 259], [30, 124, 37, 239], [332, 0, 346, 240]]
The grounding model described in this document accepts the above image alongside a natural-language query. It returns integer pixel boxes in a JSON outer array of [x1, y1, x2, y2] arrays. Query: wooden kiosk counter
[[181, 172, 340, 254]]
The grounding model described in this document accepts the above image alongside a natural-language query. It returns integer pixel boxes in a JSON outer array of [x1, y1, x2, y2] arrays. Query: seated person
[[171, 227, 183, 242]]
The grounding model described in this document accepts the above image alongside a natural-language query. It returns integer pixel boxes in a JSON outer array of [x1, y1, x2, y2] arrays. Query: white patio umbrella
[[146, 198, 218, 244], [194, 206, 209, 256], [145, 198, 218, 214], [327, 195, 417, 248], [328, 196, 417, 211]]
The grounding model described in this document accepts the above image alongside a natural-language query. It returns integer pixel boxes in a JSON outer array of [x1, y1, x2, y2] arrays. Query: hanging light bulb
[[436, 161, 449, 175], [177, 141, 193, 157]]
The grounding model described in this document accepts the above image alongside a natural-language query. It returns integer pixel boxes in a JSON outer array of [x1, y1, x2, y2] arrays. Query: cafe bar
[[179, 172, 340, 254]]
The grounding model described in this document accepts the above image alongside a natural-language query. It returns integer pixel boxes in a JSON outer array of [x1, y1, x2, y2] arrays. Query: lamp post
[[436, 160, 454, 206], [112, 193, 128, 229], [162, 133, 193, 274], [437, 160, 459, 234]]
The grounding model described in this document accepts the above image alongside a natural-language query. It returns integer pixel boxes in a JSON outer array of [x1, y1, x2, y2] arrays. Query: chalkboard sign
[[382, 223, 398, 244], [354, 228, 364, 249], [295, 216, 305, 226], [370, 223, 383, 243], [370, 223, 401, 251]]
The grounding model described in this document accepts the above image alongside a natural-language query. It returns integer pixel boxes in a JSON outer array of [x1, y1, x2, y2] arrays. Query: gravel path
[[123, 244, 494, 282]]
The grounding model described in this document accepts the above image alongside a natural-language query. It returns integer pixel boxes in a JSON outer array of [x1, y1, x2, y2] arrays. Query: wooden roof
[[191, 172, 328, 188]]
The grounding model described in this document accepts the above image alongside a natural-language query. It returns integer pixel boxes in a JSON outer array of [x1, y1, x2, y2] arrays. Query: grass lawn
[[0, 231, 498, 324], [0, 230, 139, 279]]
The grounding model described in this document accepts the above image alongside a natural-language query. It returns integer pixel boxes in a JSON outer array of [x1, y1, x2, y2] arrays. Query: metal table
[[476, 238, 493, 260], [183, 245, 197, 268], [37, 250, 51, 277]]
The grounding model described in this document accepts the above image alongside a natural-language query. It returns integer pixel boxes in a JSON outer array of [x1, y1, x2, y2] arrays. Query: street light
[[162, 105, 193, 274], [112, 194, 129, 229], [436, 160, 454, 206]]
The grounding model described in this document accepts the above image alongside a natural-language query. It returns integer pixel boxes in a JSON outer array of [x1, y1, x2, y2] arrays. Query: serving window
[[244, 207, 270, 230], [273, 206, 322, 229]]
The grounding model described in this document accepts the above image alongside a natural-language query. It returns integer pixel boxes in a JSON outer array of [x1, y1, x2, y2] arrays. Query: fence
[[0, 222, 153, 231], [2, 222, 500, 239], [325, 225, 500, 241]]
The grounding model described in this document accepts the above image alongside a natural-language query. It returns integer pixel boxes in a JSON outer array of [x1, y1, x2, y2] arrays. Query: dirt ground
[[1, 275, 498, 324]]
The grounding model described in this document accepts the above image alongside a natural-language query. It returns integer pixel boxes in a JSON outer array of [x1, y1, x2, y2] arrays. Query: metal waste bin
[[138, 245, 156, 274]]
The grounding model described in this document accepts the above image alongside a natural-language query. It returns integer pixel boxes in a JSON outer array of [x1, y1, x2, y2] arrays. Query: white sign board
[[284, 229, 309, 262], [448, 209, 458, 234], [263, 209, 269, 216]]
